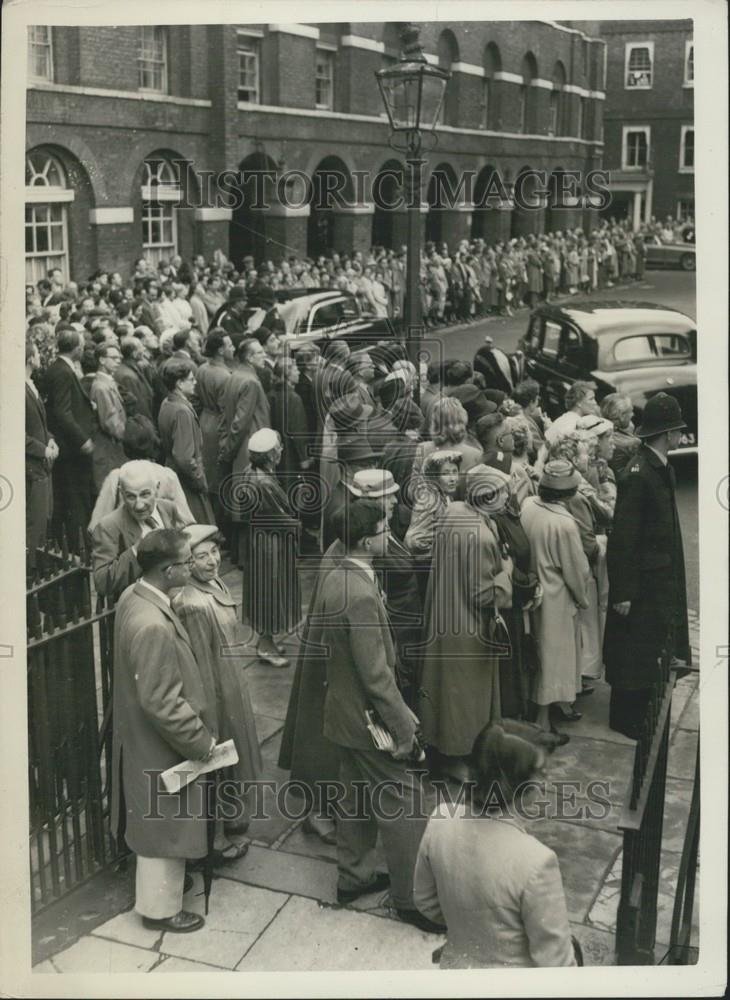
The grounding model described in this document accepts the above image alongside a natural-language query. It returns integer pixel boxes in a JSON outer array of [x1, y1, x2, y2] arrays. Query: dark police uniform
[[603, 443, 690, 738]]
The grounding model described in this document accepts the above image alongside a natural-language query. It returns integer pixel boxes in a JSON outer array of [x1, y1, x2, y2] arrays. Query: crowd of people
[[25, 219, 690, 965]]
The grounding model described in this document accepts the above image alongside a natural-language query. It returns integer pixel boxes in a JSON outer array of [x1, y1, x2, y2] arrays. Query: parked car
[[518, 302, 697, 455], [275, 290, 394, 350], [643, 234, 696, 271]]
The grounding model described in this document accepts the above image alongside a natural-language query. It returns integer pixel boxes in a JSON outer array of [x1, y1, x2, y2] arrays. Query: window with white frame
[[625, 42, 653, 89], [25, 151, 72, 285], [622, 126, 650, 169], [28, 26, 53, 82], [676, 198, 694, 221], [480, 78, 490, 129], [237, 33, 261, 103], [141, 158, 180, 266], [684, 41, 694, 86], [679, 126, 694, 172], [315, 50, 334, 110], [548, 90, 560, 136], [137, 26, 168, 93]]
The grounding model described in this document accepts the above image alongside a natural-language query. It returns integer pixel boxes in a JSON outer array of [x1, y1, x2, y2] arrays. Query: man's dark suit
[[91, 498, 189, 599], [316, 560, 429, 910], [44, 356, 96, 551], [25, 382, 53, 567], [115, 360, 155, 423]]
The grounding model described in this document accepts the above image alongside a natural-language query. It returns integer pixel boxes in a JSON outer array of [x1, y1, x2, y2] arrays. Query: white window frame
[[622, 125, 651, 170], [679, 125, 694, 173], [315, 49, 334, 110], [548, 89, 560, 136], [137, 26, 168, 94], [480, 77, 490, 130], [25, 152, 72, 284], [683, 41, 694, 87], [28, 26, 54, 82], [237, 31, 261, 104], [142, 158, 179, 266], [624, 41, 654, 90]]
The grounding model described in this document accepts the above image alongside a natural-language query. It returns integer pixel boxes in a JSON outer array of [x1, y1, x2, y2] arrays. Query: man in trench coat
[[111, 529, 217, 933], [603, 393, 691, 739]]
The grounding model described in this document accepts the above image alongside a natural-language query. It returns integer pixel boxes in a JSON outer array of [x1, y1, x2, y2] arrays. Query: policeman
[[603, 393, 691, 739]]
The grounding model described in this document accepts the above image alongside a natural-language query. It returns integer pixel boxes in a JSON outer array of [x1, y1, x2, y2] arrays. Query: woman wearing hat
[[414, 722, 577, 968], [418, 464, 513, 765], [157, 359, 215, 523], [521, 460, 591, 732], [412, 397, 483, 484], [236, 428, 301, 668], [172, 524, 262, 860]]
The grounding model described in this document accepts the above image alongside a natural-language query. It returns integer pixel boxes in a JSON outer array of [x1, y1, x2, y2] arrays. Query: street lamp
[[376, 24, 450, 370]]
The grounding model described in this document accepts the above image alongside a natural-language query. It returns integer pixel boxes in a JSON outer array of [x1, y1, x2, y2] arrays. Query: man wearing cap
[[91, 460, 192, 599], [320, 438, 378, 552], [603, 393, 691, 739], [213, 286, 250, 347]]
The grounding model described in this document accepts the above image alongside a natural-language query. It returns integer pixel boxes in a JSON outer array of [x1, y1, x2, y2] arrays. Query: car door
[[525, 317, 565, 417]]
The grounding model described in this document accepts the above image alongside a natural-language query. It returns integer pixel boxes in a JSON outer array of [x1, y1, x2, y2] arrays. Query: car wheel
[[680, 253, 695, 272]]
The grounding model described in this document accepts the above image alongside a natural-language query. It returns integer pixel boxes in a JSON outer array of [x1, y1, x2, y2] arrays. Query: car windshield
[[612, 333, 692, 366]]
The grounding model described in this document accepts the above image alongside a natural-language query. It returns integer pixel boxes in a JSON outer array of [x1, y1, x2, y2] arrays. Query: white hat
[[248, 428, 280, 454], [347, 469, 400, 498], [577, 414, 614, 436]]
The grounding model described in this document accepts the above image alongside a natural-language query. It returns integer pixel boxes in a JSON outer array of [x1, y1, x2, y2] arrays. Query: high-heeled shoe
[[550, 704, 582, 722], [257, 647, 290, 668]]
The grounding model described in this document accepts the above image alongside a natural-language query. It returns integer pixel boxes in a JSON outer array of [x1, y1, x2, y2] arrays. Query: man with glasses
[[89, 342, 127, 491], [112, 529, 218, 934], [91, 459, 191, 599]]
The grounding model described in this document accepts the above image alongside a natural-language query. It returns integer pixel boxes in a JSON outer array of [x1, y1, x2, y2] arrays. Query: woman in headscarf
[[411, 397, 483, 483], [172, 524, 262, 861], [418, 464, 513, 769], [236, 428, 301, 668], [520, 460, 591, 732], [157, 359, 214, 523]]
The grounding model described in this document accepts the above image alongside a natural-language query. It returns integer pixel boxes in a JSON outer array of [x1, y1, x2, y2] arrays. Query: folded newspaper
[[365, 709, 426, 762], [160, 739, 239, 794]]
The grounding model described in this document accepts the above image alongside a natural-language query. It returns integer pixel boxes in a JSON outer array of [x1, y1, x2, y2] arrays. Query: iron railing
[[615, 653, 675, 965], [27, 531, 120, 914], [663, 742, 700, 964]]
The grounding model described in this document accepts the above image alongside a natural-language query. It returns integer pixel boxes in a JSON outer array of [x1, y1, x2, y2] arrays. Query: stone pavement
[[32, 564, 700, 973]]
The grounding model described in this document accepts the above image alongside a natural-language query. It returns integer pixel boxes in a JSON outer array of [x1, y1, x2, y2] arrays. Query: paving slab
[[544, 736, 635, 804], [667, 728, 699, 781], [236, 895, 443, 971], [244, 660, 295, 721], [222, 844, 337, 902], [559, 681, 636, 747], [243, 731, 301, 845], [525, 819, 621, 923], [661, 777, 694, 853], [569, 923, 616, 966], [151, 956, 229, 973], [52, 935, 159, 973], [677, 693, 699, 731], [90, 906, 161, 951], [159, 926, 256, 970], [255, 714, 285, 746], [277, 821, 338, 863]]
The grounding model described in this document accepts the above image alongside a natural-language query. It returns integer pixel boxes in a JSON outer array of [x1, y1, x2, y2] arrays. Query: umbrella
[[202, 771, 218, 915]]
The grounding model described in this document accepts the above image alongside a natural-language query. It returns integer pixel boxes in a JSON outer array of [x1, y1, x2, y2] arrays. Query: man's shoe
[[224, 818, 250, 836], [337, 872, 390, 905], [142, 910, 205, 934], [395, 908, 447, 935], [257, 649, 290, 668]]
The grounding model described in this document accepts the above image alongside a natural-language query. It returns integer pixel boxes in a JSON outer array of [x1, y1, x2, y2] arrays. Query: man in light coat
[[111, 529, 217, 933], [89, 342, 127, 491], [91, 460, 191, 599]]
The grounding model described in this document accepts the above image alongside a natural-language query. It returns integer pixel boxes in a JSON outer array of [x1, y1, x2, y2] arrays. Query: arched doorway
[[371, 159, 403, 249], [426, 162, 459, 246], [307, 156, 354, 257], [230, 151, 279, 269], [511, 165, 540, 238], [471, 164, 503, 242]]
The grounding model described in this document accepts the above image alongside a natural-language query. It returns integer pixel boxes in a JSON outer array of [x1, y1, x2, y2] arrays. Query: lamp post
[[376, 24, 450, 371]]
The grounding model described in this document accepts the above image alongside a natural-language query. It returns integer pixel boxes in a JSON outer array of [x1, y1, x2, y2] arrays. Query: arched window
[[25, 151, 73, 285], [141, 157, 181, 267], [437, 30, 459, 126], [550, 62, 566, 136], [481, 43, 501, 130], [519, 53, 538, 133]]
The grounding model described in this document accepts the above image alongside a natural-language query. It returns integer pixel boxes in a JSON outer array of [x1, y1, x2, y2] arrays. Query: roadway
[[425, 269, 699, 611]]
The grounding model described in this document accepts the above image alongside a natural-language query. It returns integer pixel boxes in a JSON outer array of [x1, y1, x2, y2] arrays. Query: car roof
[[533, 301, 696, 337], [277, 291, 357, 335]]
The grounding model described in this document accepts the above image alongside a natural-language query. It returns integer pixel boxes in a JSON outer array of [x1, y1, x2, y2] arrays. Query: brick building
[[569, 19, 694, 229], [26, 20, 606, 283]]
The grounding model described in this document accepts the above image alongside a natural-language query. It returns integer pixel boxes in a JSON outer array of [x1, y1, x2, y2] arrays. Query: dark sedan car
[[518, 302, 697, 455], [275, 289, 394, 350]]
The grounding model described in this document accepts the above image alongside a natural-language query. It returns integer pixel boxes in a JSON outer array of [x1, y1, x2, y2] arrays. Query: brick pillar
[[266, 206, 310, 262], [193, 209, 232, 260], [332, 204, 375, 256], [438, 206, 473, 248], [493, 199, 514, 243], [89, 208, 136, 277]]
